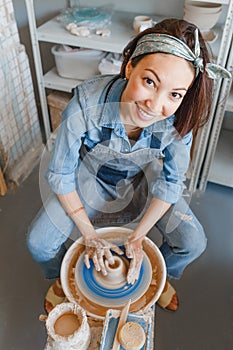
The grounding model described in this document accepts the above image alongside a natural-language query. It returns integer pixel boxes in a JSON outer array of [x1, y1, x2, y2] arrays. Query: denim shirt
[[46, 75, 192, 203]]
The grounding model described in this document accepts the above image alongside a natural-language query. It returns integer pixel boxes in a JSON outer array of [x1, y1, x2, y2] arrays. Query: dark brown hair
[[120, 18, 214, 137]]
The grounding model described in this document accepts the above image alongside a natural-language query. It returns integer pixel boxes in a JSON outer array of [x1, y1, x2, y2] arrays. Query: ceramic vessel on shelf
[[133, 15, 154, 33], [60, 226, 166, 319], [202, 30, 218, 43], [184, 1, 222, 14], [183, 1, 222, 31]]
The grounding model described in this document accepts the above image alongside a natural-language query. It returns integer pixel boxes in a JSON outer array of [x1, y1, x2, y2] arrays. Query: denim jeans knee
[[156, 199, 207, 279], [26, 195, 75, 278]]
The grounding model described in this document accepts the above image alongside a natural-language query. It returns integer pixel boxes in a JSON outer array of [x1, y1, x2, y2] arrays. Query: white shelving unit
[[38, 10, 154, 93], [197, 0, 233, 190], [25, 0, 233, 191], [208, 128, 233, 186], [188, 0, 233, 191]]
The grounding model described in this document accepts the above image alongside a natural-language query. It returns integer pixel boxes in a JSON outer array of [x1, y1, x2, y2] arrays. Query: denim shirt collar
[[99, 75, 175, 135]]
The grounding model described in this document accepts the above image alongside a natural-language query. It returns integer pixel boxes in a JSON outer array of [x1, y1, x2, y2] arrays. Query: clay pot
[[133, 15, 153, 33], [183, 1, 222, 30]]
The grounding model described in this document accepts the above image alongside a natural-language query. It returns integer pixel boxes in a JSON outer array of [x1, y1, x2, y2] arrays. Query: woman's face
[[120, 53, 195, 129]]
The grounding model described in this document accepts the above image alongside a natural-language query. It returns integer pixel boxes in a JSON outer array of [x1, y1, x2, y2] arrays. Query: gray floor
[[1, 166, 233, 350]]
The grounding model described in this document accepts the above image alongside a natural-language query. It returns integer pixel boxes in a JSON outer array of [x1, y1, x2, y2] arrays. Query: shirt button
[[125, 148, 128, 152]]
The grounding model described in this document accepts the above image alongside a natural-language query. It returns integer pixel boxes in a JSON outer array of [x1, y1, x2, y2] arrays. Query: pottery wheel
[[75, 249, 152, 307], [60, 227, 166, 319]]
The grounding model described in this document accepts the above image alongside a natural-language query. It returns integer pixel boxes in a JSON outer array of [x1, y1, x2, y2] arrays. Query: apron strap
[[101, 126, 112, 145], [150, 134, 161, 149], [100, 75, 122, 146]]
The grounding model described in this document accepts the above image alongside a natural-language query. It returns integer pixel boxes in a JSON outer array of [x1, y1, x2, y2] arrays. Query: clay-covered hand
[[84, 236, 124, 276], [125, 239, 144, 285]]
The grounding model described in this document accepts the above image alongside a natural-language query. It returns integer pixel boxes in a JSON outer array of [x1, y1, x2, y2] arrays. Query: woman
[[27, 18, 231, 312]]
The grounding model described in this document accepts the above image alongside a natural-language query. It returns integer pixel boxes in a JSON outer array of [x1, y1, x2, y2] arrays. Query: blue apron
[[76, 127, 164, 226]]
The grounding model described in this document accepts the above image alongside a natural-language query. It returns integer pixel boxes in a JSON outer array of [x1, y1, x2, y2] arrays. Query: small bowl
[[202, 30, 218, 43], [133, 15, 153, 33]]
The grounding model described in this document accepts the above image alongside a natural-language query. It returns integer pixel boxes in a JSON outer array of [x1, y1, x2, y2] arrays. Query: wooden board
[[0, 167, 7, 195]]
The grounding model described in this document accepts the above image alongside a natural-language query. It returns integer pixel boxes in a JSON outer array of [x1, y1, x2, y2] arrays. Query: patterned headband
[[130, 29, 231, 79]]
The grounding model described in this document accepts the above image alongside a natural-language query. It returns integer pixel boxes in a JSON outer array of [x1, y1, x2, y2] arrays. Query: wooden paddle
[[111, 298, 131, 350]]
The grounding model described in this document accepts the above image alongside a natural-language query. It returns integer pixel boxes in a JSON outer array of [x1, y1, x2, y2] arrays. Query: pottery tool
[[118, 321, 146, 350], [100, 308, 153, 350], [111, 298, 131, 350]]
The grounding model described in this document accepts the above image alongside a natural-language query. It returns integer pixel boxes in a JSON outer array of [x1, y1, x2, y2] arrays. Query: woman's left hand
[[125, 238, 144, 285]]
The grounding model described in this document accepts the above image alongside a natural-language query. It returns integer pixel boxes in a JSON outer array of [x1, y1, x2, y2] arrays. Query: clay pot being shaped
[[60, 227, 166, 319], [94, 255, 129, 289]]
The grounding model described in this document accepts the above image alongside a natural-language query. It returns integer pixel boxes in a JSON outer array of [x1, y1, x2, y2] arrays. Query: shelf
[[37, 11, 141, 53], [41, 18, 225, 94], [208, 128, 233, 187], [226, 86, 233, 112], [39, 10, 163, 93], [189, 0, 229, 4], [43, 68, 83, 92]]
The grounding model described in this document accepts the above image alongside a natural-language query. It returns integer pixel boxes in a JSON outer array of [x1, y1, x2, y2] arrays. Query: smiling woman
[[120, 53, 195, 128], [27, 18, 231, 313]]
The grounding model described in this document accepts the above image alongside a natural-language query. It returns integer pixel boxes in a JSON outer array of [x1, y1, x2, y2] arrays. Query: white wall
[[72, 0, 184, 17], [12, 0, 65, 27]]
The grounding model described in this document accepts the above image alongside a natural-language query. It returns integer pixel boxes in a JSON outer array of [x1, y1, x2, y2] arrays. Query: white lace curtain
[[0, 0, 42, 187]]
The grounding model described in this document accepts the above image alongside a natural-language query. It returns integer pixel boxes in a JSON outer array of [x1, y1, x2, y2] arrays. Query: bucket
[[45, 302, 91, 350], [52, 45, 105, 80]]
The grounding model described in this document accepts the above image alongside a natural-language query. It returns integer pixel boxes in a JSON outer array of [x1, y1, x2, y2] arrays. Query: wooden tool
[[0, 168, 7, 196], [111, 298, 131, 350]]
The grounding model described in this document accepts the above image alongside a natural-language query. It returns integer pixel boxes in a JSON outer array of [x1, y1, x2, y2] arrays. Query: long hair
[[120, 18, 213, 137]]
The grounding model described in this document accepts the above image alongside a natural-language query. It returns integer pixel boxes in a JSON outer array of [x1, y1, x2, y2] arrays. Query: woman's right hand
[[83, 235, 124, 276]]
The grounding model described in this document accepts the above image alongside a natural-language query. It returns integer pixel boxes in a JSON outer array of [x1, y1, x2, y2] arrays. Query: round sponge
[[118, 321, 146, 350]]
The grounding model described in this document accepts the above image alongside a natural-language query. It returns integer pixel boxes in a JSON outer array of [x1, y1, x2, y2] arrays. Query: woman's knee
[[180, 221, 207, 258], [26, 209, 66, 263], [170, 205, 207, 256], [160, 211, 207, 259], [27, 223, 50, 262], [27, 197, 75, 262]]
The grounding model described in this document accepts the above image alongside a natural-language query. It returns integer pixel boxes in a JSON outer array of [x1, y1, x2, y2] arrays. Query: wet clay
[[61, 228, 166, 319], [54, 312, 81, 337], [109, 259, 120, 269]]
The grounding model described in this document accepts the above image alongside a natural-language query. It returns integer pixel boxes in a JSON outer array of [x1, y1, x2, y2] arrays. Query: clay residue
[[150, 266, 158, 286], [87, 317, 103, 350]]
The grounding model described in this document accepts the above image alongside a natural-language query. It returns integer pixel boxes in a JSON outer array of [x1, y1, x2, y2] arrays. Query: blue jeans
[[27, 195, 207, 279]]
